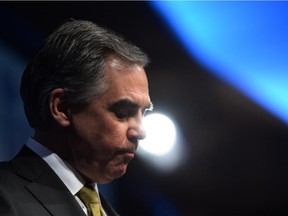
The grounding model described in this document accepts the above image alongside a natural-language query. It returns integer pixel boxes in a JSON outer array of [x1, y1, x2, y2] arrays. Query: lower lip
[[125, 152, 134, 157], [122, 152, 135, 161]]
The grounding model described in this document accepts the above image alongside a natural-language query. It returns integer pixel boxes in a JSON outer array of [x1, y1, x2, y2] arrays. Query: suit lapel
[[12, 146, 85, 216], [100, 193, 120, 216]]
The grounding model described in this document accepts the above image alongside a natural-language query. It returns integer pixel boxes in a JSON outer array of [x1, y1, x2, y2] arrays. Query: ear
[[49, 88, 71, 127]]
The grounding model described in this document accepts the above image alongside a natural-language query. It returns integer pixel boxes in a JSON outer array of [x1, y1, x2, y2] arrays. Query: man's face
[[67, 55, 151, 183]]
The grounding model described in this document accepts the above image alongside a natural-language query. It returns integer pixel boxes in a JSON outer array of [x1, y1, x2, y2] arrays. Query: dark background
[[0, 2, 288, 216]]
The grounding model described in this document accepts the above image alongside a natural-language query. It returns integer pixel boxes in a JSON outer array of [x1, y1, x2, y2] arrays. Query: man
[[0, 19, 152, 216]]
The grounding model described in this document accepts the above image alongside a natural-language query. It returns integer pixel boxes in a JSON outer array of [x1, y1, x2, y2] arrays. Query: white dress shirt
[[26, 137, 106, 216]]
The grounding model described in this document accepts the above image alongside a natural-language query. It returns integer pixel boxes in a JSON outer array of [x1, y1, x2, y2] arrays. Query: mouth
[[116, 148, 136, 162], [117, 145, 136, 154], [119, 150, 135, 157]]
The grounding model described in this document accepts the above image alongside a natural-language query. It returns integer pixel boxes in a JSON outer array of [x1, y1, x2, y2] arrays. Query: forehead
[[102, 55, 150, 106]]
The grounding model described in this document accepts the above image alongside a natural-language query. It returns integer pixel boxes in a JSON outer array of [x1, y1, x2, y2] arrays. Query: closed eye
[[108, 99, 139, 120], [114, 108, 137, 119], [108, 98, 153, 120]]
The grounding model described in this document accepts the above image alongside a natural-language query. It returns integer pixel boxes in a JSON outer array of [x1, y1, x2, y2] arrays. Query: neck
[[33, 128, 69, 160]]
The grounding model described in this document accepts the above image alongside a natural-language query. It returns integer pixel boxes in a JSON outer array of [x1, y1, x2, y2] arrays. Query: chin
[[97, 174, 124, 184], [85, 160, 129, 183], [100, 165, 128, 183]]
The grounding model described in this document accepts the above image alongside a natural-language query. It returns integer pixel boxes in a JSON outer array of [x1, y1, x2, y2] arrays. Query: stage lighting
[[140, 113, 176, 156], [138, 113, 186, 172]]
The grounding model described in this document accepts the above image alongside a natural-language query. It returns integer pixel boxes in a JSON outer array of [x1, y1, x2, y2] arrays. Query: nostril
[[128, 137, 138, 145]]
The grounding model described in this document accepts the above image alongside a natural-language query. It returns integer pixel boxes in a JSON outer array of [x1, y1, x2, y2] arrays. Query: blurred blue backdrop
[[0, 42, 32, 160], [150, 1, 288, 124]]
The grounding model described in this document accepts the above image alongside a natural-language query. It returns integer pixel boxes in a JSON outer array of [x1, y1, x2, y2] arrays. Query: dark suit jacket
[[0, 146, 120, 216]]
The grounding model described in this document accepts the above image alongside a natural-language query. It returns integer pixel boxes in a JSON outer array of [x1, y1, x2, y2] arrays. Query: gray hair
[[20, 19, 149, 129]]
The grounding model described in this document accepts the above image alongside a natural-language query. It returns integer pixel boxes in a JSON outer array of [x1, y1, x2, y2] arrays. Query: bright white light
[[139, 113, 176, 156], [138, 113, 186, 173]]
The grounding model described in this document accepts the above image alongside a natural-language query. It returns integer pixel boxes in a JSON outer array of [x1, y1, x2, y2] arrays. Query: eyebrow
[[108, 98, 153, 111]]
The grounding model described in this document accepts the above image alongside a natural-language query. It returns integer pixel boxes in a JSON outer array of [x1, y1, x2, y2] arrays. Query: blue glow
[[150, 1, 288, 124], [0, 41, 33, 160]]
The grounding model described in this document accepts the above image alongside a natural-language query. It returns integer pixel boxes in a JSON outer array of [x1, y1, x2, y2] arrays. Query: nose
[[127, 116, 146, 143]]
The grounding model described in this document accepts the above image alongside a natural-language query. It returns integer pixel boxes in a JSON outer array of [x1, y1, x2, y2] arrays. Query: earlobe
[[49, 88, 71, 127]]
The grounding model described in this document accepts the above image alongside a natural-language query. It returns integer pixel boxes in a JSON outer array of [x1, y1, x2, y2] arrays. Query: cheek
[[69, 111, 129, 157], [82, 118, 128, 152], [99, 122, 128, 148]]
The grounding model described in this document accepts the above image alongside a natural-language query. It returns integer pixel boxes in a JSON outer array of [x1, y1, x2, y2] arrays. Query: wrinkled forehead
[[104, 53, 143, 72], [102, 54, 149, 100]]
